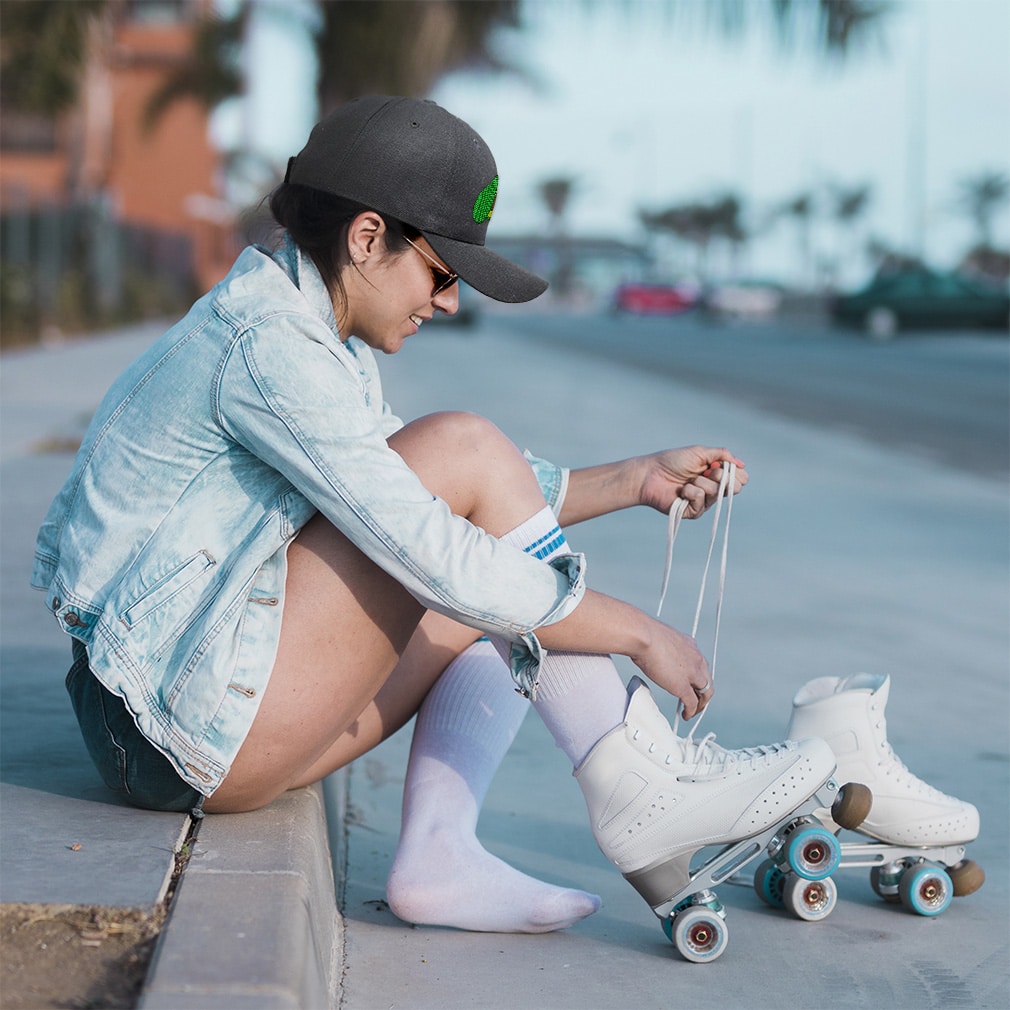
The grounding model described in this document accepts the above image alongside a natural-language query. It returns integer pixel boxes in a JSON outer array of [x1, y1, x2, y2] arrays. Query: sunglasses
[[404, 236, 459, 297]]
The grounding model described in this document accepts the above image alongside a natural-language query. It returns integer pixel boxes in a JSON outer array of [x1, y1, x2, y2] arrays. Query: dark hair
[[268, 183, 420, 315]]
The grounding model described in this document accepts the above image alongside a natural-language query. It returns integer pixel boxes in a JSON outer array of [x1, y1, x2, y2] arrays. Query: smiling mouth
[[410, 314, 425, 328]]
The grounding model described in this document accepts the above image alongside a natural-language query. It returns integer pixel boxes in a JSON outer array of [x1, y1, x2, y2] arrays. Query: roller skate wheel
[[869, 865, 902, 903], [785, 826, 841, 880], [898, 864, 953, 917], [753, 858, 786, 909], [831, 782, 872, 830], [782, 873, 838, 922], [948, 859, 985, 897], [670, 906, 729, 963]]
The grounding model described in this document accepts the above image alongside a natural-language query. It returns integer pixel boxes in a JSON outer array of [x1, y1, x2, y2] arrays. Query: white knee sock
[[386, 639, 602, 932], [387, 506, 629, 932], [498, 507, 631, 768]]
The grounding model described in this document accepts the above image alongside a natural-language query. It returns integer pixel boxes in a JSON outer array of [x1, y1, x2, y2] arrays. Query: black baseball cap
[[285, 95, 547, 303]]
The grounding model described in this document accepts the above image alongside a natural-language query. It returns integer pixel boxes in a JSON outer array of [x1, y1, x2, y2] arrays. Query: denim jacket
[[32, 237, 585, 794]]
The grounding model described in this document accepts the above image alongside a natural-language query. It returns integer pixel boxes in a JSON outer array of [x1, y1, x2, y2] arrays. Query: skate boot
[[575, 677, 854, 960], [787, 673, 984, 913]]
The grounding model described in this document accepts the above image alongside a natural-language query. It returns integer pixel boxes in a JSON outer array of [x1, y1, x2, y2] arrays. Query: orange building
[[0, 1, 236, 295]]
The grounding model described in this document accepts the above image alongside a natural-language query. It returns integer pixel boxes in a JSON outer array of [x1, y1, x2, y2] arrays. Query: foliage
[[955, 171, 1010, 247], [315, 0, 523, 112], [136, 0, 892, 129], [0, 0, 106, 116], [539, 177, 577, 229], [639, 195, 746, 282], [143, 10, 245, 132]]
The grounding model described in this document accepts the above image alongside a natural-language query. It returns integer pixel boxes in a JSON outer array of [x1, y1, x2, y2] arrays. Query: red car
[[613, 282, 698, 315]]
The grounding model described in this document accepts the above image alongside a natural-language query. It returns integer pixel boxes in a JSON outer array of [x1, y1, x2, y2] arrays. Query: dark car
[[832, 269, 1009, 339], [613, 281, 699, 315]]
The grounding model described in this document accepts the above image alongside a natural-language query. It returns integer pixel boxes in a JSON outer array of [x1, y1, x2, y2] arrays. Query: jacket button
[[64, 612, 82, 627], [52, 598, 61, 611]]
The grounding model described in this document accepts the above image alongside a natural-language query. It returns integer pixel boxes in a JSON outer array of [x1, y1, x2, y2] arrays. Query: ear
[[346, 211, 386, 263]]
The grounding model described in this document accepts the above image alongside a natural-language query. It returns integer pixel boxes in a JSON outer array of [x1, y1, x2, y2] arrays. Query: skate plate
[[836, 838, 983, 916], [653, 777, 845, 962]]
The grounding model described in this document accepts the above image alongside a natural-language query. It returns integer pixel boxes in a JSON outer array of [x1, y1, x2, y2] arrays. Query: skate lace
[[872, 707, 950, 798], [656, 462, 735, 745], [634, 726, 783, 774]]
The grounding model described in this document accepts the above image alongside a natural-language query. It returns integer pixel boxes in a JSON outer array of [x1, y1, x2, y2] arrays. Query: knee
[[406, 410, 507, 450], [393, 411, 530, 476], [390, 411, 542, 516]]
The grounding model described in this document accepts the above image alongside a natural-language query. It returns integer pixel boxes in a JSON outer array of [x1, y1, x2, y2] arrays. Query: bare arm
[[535, 585, 713, 719], [557, 446, 748, 527]]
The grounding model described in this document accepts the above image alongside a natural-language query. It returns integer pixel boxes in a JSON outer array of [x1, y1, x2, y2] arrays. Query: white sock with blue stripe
[[500, 508, 630, 767], [386, 506, 624, 932]]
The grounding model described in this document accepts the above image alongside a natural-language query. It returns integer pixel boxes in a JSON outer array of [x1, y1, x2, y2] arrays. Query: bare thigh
[[204, 411, 544, 813]]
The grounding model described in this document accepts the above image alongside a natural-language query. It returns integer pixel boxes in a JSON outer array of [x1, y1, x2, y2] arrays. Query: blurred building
[[0, 0, 235, 329]]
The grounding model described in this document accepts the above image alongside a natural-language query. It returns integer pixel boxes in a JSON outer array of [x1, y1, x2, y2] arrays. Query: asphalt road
[[505, 311, 1009, 481]]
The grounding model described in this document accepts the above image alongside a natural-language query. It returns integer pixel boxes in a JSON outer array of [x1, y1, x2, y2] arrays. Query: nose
[[433, 282, 459, 315]]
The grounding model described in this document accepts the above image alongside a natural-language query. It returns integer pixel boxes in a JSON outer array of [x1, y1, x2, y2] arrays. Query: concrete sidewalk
[[1, 318, 1007, 1008], [1, 325, 341, 1008]]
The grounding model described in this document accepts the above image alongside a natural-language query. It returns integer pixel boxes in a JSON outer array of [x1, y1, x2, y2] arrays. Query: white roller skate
[[786, 672, 984, 916], [575, 676, 867, 961], [604, 463, 868, 960]]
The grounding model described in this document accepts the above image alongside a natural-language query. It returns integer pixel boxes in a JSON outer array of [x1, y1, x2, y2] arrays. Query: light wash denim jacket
[[32, 237, 585, 794]]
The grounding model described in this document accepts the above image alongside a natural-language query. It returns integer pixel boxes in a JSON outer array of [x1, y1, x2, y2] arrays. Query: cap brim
[[424, 233, 547, 304]]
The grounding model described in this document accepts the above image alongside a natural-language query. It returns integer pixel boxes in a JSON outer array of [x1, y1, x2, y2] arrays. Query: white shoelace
[[656, 462, 735, 743]]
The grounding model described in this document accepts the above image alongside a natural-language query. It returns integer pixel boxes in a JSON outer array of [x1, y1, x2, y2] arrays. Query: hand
[[637, 446, 748, 520], [630, 621, 715, 720]]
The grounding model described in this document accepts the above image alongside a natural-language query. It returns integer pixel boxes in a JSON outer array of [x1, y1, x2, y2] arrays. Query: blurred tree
[[864, 236, 923, 277], [826, 181, 873, 285], [955, 171, 1009, 249], [537, 176, 578, 294], [0, 0, 107, 116], [539, 177, 576, 234], [314, 0, 522, 112], [141, 8, 245, 133], [777, 191, 816, 288], [718, 0, 891, 59], [640, 193, 746, 283], [3, 0, 894, 140]]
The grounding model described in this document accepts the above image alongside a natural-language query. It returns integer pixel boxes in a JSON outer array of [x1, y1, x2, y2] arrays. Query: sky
[[217, 0, 1010, 287]]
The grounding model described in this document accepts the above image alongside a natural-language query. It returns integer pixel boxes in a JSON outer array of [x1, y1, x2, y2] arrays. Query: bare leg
[[205, 411, 548, 813]]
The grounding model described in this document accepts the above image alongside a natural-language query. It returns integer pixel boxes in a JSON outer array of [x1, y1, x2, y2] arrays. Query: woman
[[34, 96, 835, 934]]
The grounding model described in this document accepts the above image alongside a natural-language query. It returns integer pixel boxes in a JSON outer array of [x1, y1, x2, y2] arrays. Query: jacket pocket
[[119, 550, 217, 630]]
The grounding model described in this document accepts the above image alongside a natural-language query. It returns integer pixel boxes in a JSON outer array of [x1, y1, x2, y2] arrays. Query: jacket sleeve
[[215, 313, 585, 662]]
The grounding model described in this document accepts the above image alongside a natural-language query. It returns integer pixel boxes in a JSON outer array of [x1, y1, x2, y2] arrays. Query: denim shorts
[[66, 639, 205, 815]]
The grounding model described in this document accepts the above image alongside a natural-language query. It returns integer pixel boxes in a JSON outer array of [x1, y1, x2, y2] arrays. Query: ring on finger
[[694, 680, 713, 696]]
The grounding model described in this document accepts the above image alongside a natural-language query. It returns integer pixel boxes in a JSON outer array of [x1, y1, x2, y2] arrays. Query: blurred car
[[612, 281, 699, 315], [704, 280, 785, 318], [832, 269, 1009, 339]]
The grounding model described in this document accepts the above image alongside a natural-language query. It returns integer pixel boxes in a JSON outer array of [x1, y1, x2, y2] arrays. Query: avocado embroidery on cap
[[473, 176, 499, 224]]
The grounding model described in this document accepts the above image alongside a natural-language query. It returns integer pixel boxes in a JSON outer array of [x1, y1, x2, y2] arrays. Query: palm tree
[[956, 171, 1009, 249], [3, 0, 893, 131], [640, 194, 746, 284], [313, 0, 523, 113], [536, 176, 578, 294], [538, 177, 576, 235], [0, 0, 106, 117], [778, 191, 817, 289], [826, 181, 872, 286]]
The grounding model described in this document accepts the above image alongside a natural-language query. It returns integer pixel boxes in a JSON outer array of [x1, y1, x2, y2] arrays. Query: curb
[[140, 772, 347, 1010]]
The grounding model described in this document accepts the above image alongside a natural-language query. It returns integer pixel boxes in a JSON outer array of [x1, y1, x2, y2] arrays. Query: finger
[[689, 474, 721, 499], [704, 460, 749, 494], [679, 484, 708, 518], [683, 681, 713, 720]]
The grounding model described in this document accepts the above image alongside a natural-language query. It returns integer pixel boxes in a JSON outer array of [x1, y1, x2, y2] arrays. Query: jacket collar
[[270, 233, 341, 338]]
